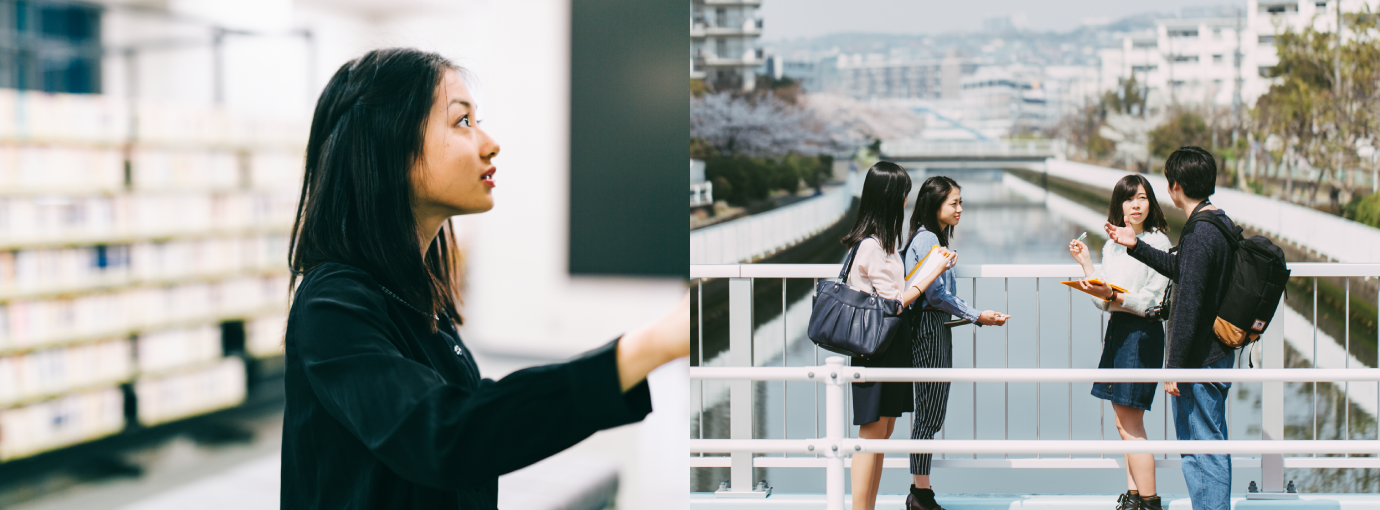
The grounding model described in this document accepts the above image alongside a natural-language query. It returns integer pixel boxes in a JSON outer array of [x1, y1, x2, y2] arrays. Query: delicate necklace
[[378, 285, 439, 320]]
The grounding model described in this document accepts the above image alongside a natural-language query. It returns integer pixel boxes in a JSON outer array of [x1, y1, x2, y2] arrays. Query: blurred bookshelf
[[0, 89, 305, 462]]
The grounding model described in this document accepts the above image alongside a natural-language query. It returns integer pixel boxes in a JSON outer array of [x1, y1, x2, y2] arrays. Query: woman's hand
[[617, 291, 690, 392], [1068, 240, 1092, 267], [900, 250, 958, 313], [1077, 279, 1114, 300], [976, 310, 1009, 326], [1104, 222, 1138, 248], [927, 249, 957, 277], [1165, 382, 1180, 397]]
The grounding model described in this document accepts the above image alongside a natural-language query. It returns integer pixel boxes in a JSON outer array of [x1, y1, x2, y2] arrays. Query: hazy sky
[[760, 0, 1229, 41]]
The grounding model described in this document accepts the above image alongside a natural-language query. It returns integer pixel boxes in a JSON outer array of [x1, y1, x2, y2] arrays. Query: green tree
[[1149, 109, 1210, 159], [1252, 7, 1380, 209], [1343, 192, 1380, 228]]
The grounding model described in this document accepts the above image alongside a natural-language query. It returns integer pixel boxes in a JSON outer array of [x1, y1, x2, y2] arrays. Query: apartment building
[[1098, 0, 1380, 108], [691, 0, 763, 92]]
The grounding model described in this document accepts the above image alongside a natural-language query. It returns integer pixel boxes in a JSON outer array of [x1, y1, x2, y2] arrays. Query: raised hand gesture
[[1103, 222, 1137, 248]]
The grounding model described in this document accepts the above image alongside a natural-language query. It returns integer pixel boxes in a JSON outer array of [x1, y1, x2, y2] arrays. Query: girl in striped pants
[[900, 176, 1009, 510]]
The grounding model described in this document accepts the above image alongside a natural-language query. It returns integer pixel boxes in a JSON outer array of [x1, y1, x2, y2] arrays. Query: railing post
[[727, 277, 756, 495], [824, 356, 846, 510], [1261, 323, 1285, 492]]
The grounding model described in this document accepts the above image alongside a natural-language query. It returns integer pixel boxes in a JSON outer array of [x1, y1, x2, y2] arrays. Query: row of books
[[0, 89, 308, 148], [0, 192, 298, 245], [0, 337, 131, 408], [0, 145, 305, 193], [136, 325, 223, 375], [0, 387, 124, 460], [0, 235, 289, 297], [246, 314, 287, 358], [0, 145, 123, 192], [0, 274, 291, 351], [0, 320, 281, 410], [0, 358, 247, 460], [134, 357, 246, 426]]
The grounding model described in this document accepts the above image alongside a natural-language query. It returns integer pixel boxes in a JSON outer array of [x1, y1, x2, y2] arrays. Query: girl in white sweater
[[1068, 174, 1171, 510]]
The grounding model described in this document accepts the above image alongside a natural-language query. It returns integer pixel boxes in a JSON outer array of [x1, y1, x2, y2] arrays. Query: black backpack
[[1180, 208, 1291, 348]]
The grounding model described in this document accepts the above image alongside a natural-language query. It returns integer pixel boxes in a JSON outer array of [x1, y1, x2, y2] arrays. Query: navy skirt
[[850, 316, 913, 425], [1090, 312, 1165, 411]]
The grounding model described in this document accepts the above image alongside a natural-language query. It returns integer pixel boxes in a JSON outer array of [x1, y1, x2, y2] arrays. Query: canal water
[[691, 168, 1379, 495]]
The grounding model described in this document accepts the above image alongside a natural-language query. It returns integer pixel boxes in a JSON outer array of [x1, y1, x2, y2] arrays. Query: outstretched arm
[[617, 291, 691, 391], [295, 271, 657, 487], [1106, 222, 1177, 279]]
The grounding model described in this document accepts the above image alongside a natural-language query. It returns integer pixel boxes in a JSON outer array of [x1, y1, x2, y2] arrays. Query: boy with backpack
[[1105, 146, 1289, 510]]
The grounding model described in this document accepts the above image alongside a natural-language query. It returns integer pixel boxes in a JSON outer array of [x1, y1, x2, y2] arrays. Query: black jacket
[[1126, 209, 1237, 368], [280, 262, 652, 509]]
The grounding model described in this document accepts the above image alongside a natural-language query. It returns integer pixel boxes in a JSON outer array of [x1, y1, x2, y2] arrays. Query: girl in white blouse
[[1068, 174, 1171, 510], [840, 161, 954, 510]]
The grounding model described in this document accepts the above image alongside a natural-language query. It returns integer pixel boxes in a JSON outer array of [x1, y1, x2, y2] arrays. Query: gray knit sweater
[[1125, 210, 1237, 369]]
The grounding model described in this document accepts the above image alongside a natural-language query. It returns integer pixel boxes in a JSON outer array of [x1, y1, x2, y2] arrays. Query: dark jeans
[[1172, 354, 1234, 510]]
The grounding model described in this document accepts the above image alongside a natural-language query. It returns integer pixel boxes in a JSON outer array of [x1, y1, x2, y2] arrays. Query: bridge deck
[[692, 493, 1380, 509]]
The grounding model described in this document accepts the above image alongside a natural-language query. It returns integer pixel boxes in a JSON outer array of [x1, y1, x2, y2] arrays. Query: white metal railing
[[689, 173, 859, 265], [690, 263, 1380, 506]]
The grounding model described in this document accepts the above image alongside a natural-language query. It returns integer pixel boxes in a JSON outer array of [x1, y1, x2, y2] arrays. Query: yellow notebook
[[905, 244, 947, 284], [1059, 279, 1129, 297]]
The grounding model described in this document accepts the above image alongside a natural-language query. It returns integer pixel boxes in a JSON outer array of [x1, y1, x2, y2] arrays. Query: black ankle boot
[[1116, 490, 1141, 510], [906, 485, 944, 510], [1139, 495, 1161, 510]]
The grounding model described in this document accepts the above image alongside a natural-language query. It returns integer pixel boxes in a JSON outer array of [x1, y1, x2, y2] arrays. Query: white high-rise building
[[1098, 0, 1380, 109], [691, 0, 764, 92]]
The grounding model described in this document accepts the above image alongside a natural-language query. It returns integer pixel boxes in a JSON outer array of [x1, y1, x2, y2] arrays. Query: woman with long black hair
[[900, 175, 1008, 510], [843, 161, 955, 510], [279, 48, 688, 509]]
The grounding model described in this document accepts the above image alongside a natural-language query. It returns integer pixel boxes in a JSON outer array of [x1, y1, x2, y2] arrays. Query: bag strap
[[1185, 212, 1242, 251], [901, 228, 922, 256], [1179, 203, 1241, 314], [839, 240, 864, 281]]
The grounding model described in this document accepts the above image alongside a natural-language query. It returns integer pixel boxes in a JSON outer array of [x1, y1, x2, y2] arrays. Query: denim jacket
[[902, 226, 981, 323]]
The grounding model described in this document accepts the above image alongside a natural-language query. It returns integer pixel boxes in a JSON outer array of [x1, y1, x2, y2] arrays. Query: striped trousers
[[909, 310, 953, 475]]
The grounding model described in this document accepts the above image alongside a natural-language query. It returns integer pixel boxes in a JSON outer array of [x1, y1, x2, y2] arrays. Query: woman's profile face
[[1122, 184, 1150, 227], [937, 186, 962, 227], [412, 69, 501, 217]]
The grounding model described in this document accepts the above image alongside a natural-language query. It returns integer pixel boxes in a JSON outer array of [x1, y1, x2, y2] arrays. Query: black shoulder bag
[[806, 241, 904, 359]]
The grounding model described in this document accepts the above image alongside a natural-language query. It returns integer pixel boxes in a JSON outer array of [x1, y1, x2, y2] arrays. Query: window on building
[[1171, 80, 1186, 88], [1132, 65, 1158, 73], [1259, 35, 1276, 45], [1316, 1, 1328, 8], [1169, 29, 1199, 38], [1261, 4, 1298, 14], [1173, 55, 1199, 63], [1133, 41, 1157, 49], [1259, 66, 1275, 77], [0, 0, 101, 93], [1213, 54, 1224, 63]]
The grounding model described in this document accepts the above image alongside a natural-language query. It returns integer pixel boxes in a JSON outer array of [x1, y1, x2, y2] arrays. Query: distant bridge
[[881, 139, 1059, 169]]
